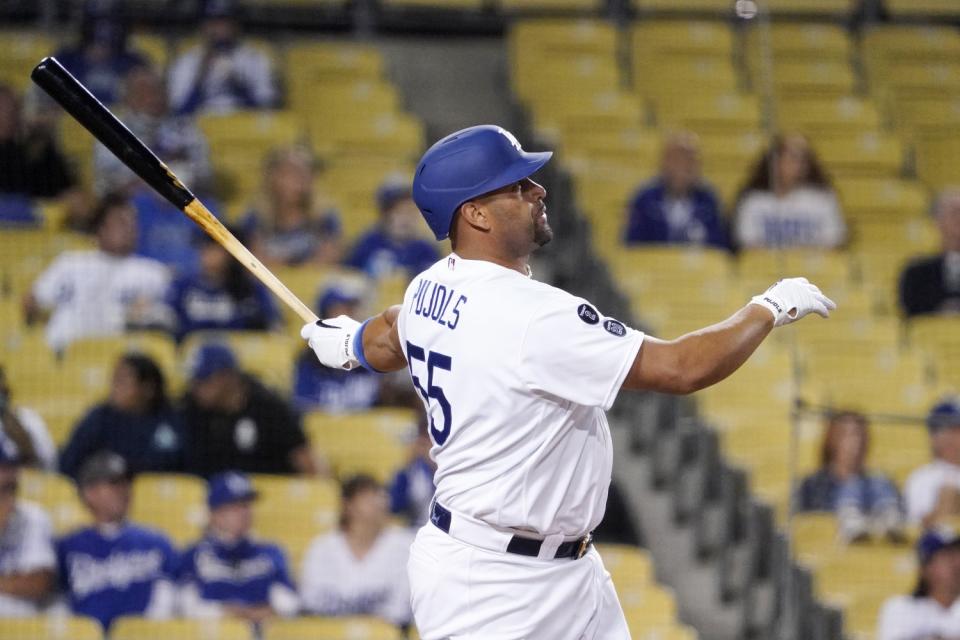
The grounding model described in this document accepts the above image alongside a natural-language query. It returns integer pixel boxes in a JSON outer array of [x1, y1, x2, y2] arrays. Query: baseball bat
[[30, 56, 319, 324]]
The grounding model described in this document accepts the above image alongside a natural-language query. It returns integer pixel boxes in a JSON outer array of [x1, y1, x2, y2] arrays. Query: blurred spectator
[[797, 411, 903, 542], [877, 529, 960, 640], [345, 180, 440, 280], [54, 1, 150, 105], [183, 343, 315, 477], [389, 421, 435, 528], [732, 133, 846, 249], [899, 188, 960, 317], [0, 84, 78, 227], [166, 229, 278, 342], [23, 194, 171, 350], [242, 147, 341, 267], [300, 474, 413, 627], [59, 353, 189, 480], [95, 66, 213, 198], [293, 286, 379, 412], [57, 451, 177, 629], [0, 365, 56, 470], [167, 0, 277, 115], [623, 131, 727, 249], [0, 444, 56, 616], [906, 398, 960, 527], [178, 471, 299, 621]]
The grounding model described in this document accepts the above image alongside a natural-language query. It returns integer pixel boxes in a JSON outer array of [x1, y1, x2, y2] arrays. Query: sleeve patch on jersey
[[603, 318, 627, 337], [577, 303, 599, 325]]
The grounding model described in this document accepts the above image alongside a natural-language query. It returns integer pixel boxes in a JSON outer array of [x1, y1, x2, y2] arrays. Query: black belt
[[430, 501, 593, 560]]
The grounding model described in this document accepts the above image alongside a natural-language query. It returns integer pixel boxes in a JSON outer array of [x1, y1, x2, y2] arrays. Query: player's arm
[[624, 278, 835, 395], [300, 305, 407, 374]]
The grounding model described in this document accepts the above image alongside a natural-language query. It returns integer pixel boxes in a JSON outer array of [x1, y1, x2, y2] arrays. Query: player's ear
[[458, 201, 493, 233]]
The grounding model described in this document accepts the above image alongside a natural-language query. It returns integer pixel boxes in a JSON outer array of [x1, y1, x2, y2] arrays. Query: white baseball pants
[[408, 523, 631, 639]]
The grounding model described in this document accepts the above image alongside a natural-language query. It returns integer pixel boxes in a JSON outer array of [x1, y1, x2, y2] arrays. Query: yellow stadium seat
[[869, 422, 930, 488], [844, 591, 894, 640], [0, 31, 56, 92], [501, 0, 601, 8], [511, 19, 617, 55], [304, 408, 418, 482], [199, 111, 303, 154], [889, 96, 960, 138], [65, 333, 181, 393], [698, 130, 764, 174], [599, 544, 654, 592], [308, 81, 401, 119], [862, 25, 960, 62], [619, 584, 679, 628], [311, 114, 424, 163], [813, 545, 917, 605], [250, 474, 339, 569], [111, 617, 253, 640], [910, 316, 960, 350], [130, 474, 207, 546], [835, 178, 929, 220], [769, 61, 856, 98], [886, 0, 960, 18], [130, 33, 169, 69], [812, 132, 904, 179], [654, 92, 761, 134], [0, 616, 102, 640], [636, 58, 739, 98], [383, 0, 484, 7], [766, 0, 851, 15], [777, 97, 881, 137], [880, 62, 960, 99], [790, 513, 841, 565], [262, 616, 404, 640], [513, 54, 619, 104], [181, 331, 299, 393], [19, 469, 89, 535], [633, 2, 736, 17], [916, 134, 960, 191], [745, 23, 851, 62], [632, 626, 698, 640]]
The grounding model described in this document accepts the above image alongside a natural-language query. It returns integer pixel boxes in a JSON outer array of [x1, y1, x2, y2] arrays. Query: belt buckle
[[576, 533, 593, 559]]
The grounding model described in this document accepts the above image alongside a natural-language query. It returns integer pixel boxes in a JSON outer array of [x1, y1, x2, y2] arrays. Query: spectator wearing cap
[[53, 0, 151, 105], [905, 398, 960, 527], [242, 146, 342, 267], [23, 193, 171, 351], [300, 474, 413, 628], [899, 188, 960, 317], [183, 343, 315, 477], [56, 451, 178, 630], [167, 0, 278, 115], [165, 227, 278, 342], [0, 365, 57, 470], [60, 353, 188, 480], [177, 471, 299, 622], [797, 411, 903, 542], [388, 419, 436, 528], [623, 131, 728, 250], [345, 181, 440, 280], [0, 444, 56, 616], [293, 286, 380, 413], [877, 529, 960, 640]]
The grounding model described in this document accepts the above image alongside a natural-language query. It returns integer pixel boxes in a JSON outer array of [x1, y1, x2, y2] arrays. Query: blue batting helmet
[[412, 125, 552, 241]]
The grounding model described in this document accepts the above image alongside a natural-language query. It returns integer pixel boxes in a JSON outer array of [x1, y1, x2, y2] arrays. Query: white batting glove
[[750, 277, 837, 327], [300, 315, 361, 370]]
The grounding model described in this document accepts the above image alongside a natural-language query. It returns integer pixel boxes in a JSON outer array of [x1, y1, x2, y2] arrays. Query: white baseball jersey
[[0, 501, 56, 616], [32, 250, 170, 350], [396, 254, 644, 538], [877, 594, 960, 640], [904, 459, 960, 524], [300, 526, 413, 625]]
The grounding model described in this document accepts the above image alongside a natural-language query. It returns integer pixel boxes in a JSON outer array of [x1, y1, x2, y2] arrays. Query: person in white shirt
[[906, 398, 960, 527], [167, 0, 277, 116], [0, 443, 56, 616], [300, 125, 836, 639], [878, 528, 960, 640], [300, 474, 413, 628], [23, 193, 171, 351], [733, 133, 846, 249], [0, 366, 56, 471]]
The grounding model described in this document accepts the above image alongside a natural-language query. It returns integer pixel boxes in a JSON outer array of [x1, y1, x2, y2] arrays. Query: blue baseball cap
[[190, 343, 237, 381], [315, 286, 362, 319], [207, 471, 258, 509], [927, 397, 960, 433], [918, 529, 960, 565]]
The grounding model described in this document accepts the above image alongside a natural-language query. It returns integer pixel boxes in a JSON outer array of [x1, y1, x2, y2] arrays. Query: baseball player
[[301, 125, 836, 639]]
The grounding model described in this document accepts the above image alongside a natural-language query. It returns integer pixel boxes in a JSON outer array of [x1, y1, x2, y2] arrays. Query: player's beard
[[532, 205, 553, 247]]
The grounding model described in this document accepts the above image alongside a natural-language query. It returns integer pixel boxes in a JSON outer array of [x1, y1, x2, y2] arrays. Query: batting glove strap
[[300, 315, 361, 370], [749, 277, 837, 327]]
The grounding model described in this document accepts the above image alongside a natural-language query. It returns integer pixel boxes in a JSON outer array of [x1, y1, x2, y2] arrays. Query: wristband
[[352, 317, 384, 373]]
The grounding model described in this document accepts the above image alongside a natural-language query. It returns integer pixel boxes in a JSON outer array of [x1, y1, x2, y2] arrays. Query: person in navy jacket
[[623, 131, 728, 250], [177, 471, 299, 623], [56, 451, 177, 630]]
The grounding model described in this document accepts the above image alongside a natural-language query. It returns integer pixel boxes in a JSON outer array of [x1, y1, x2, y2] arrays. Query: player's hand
[[300, 315, 361, 370], [749, 277, 836, 327]]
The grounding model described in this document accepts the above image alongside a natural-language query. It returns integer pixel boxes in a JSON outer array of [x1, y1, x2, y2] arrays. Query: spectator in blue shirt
[[166, 228, 278, 342], [60, 353, 189, 479], [57, 451, 178, 629], [624, 131, 727, 250], [389, 419, 435, 528], [178, 471, 299, 622], [53, 1, 151, 106], [243, 146, 342, 267], [345, 180, 440, 280], [293, 285, 380, 413], [797, 411, 903, 542]]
